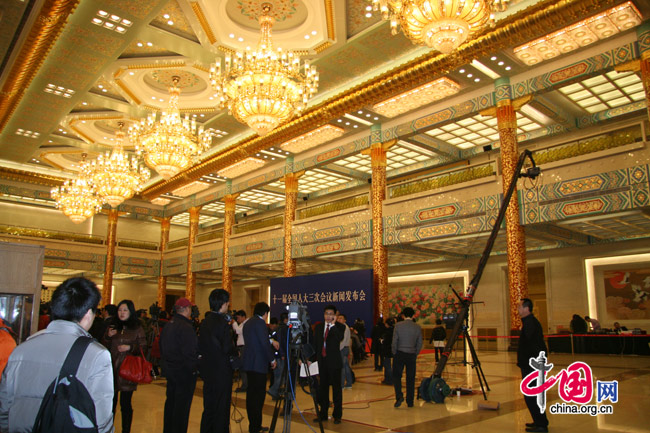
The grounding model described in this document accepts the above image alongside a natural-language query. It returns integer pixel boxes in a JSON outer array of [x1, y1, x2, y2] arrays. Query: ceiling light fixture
[[84, 122, 150, 207], [513, 1, 642, 65], [51, 154, 103, 224], [209, 2, 319, 136], [370, 0, 509, 54], [129, 76, 214, 179], [371, 77, 461, 117]]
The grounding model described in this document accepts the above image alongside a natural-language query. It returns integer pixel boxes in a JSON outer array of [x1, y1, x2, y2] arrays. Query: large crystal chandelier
[[370, 0, 508, 54], [84, 122, 150, 207], [129, 76, 213, 179], [51, 155, 104, 224], [209, 3, 319, 136]]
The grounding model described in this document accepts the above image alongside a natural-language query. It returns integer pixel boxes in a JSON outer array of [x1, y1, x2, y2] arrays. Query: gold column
[[222, 194, 238, 294], [283, 173, 301, 277], [157, 217, 171, 311], [496, 100, 528, 331], [186, 206, 201, 302], [102, 209, 119, 307], [363, 139, 396, 318]]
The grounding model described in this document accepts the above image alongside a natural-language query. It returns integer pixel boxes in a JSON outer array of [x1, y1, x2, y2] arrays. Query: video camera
[[287, 301, 310, 346], [149, 302, 161, 321]]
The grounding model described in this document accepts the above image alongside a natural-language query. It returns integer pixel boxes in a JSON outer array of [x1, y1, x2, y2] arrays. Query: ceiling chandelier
[[84, 122, 150, 208], [129, 76, 213, 179], [370, 0, 509, 54], [209, 3, 319, 136], [51, 155, 104, 224]]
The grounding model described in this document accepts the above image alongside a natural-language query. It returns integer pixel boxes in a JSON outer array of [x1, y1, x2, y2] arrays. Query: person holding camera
[[160, 298, 199, 433], [198, 289, 235, 433], [313, 304, 346, 424]]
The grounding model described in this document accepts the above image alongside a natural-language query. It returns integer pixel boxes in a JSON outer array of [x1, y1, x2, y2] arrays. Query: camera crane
[[424, 149, 540, 403]]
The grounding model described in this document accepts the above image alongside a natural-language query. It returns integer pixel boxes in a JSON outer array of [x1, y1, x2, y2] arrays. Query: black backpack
[[32, 336, 99, 433]]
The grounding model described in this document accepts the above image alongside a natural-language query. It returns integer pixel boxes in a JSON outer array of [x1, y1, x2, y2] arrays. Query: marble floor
[[121, 349, 650, 433]]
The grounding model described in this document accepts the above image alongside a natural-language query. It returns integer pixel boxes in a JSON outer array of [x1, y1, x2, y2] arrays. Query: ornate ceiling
[[1, 0, 649, 225]]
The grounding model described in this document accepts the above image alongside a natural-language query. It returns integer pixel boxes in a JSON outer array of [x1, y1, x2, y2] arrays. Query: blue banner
[[270, 269, 374, 331]]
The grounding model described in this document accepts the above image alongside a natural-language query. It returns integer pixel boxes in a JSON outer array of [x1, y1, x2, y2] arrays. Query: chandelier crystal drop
[[371, 0, 508, 54], [84, 122, 150, 208], [51, 155, 104, 224], [129, 76, 213, 179], [209, 3, 319, 136]]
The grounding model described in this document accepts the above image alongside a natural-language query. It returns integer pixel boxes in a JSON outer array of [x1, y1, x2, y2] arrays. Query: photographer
[[160, 298, 199, 433], [198, 289, 235, 433]]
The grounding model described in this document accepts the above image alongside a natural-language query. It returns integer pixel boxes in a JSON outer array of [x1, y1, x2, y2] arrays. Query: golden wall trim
[[0, 167, 66, 186], [141, 0, 619, 200], [191, 2, 217, 44], [0, 0, 81, 133]]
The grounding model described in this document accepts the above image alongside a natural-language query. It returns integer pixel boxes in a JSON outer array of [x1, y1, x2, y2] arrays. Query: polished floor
[[121, 349, 650, 433]]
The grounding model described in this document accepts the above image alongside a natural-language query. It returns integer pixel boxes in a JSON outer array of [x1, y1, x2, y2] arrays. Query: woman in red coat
[[103, 299, 146, 433]]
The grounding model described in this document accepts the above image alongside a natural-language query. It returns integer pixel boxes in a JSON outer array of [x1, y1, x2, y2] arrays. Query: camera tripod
[[269, 343, 324, 433]]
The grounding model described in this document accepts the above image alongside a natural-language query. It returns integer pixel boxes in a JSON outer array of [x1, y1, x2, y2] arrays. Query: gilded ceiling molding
[[314, 42, 332, 53], [0, 167, 66, 186], [191, 2, 217, 44], [324, 0, 335, 41], [0, 0, 80, 134], [141, 0, 621, 200], [114, 79, 142, 105]]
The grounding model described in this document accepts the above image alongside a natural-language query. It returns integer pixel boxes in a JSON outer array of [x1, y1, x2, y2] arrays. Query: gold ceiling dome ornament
[[129, 76, 214, 180], [83, 122, 150, 208], [209, 2, 319, 136], [51, 154, 104, 224], [370, 0, 509, 54]]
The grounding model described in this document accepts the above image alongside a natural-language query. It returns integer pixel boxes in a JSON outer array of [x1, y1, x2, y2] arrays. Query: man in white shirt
[[232, 310, 249, 392], [337, 313, 353, 389]]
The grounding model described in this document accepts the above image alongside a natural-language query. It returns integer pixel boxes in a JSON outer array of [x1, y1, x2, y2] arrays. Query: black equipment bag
[[33, 336, 99, 433]]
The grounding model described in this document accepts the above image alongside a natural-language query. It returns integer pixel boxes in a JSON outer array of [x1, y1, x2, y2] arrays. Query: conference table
[[547, 333, 650, 356]]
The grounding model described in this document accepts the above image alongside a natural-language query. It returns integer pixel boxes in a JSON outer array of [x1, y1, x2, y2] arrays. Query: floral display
[[387, 281, 463, 325]]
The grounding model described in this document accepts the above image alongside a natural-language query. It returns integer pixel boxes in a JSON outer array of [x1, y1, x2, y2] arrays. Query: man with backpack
[[0, 277, 114, 433]]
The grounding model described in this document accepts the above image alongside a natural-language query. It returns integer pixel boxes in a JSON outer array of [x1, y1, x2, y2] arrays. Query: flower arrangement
[[387, 283, 461, 324]]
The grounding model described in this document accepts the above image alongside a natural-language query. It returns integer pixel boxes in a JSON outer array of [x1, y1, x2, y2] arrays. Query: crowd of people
[[1, 277, 600, 433]]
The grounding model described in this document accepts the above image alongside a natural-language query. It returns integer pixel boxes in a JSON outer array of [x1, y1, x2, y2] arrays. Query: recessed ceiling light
[[490, 56, 497, 61], [137, 42, 143, 47], [498, 61, 504, 66], [311, 31, 317, 35], [505, 66, 512, 71], [146, 42, 153, 47], [459, 69, 465, 73], [163, 14, 170, 19], [229, 34, 235, 38], [167, 20, 174, 26], [238, 37, 244, 42]]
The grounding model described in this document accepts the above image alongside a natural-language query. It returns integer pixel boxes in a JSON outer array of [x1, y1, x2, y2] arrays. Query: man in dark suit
[[160, 298, 199, 433], [242, 302, 277, 433], [391, 307, 422, 408], [518, 298, 549, 433], [312, 304, 346, 424], [198, 289, 235, 433]]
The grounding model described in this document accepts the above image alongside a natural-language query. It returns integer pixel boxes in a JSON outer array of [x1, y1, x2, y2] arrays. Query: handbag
[[118, 348, 152, 384]]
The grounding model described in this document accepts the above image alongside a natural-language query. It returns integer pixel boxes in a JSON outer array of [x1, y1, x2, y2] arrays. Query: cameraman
[[198, 289, 235, 433], [267, 313, 288, 400]]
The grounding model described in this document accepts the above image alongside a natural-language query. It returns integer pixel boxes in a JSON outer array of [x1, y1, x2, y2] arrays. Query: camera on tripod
[[149, 302, 161, 321], [287, 301, 310, 346]]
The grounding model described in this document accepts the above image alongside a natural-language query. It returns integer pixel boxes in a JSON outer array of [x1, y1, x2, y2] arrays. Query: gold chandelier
[[209, 3, 319, 136], [83, 122, 150, 208], [370, 0, 508, 54], [51, 155, 104, 224], [129, 76, 213, 179]]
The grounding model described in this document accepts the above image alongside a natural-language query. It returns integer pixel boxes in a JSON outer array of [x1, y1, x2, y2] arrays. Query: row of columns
[[100, 21, 650, 326]]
